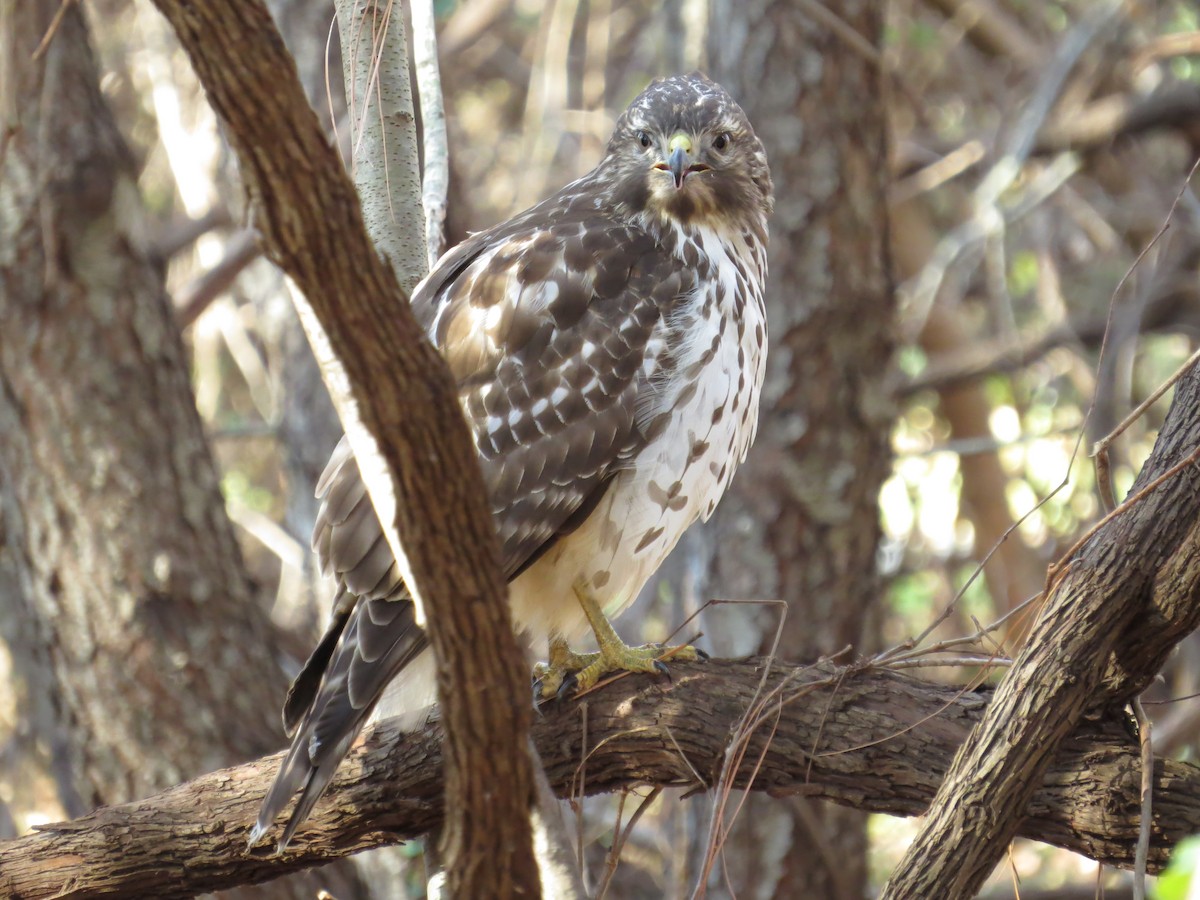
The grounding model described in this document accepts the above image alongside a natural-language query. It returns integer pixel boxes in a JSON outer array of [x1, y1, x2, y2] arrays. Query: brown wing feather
[[253, 202, 694, 850]]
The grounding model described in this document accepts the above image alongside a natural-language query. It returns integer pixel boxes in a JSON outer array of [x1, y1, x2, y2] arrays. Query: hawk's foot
[[534, 636, 703, 699], [570, 637, 704, 694], [533, 638, 600, 699], [535, 580, 706, 699]]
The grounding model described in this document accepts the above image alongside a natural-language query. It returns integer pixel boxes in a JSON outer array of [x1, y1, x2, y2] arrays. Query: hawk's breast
[[507, 221, 768, 642]]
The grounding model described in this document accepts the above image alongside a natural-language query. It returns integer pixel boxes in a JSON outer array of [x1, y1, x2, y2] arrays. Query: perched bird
[[252, 72, 773, 850]]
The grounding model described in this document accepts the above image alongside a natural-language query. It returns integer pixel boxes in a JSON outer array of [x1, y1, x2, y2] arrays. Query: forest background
[[5, 0, 1200, 898]]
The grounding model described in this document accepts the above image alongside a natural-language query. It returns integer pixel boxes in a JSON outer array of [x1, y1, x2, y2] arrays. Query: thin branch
[[31, 0, 75, 61], [1093, 342, 1200, 511], [174, 228, 261, 328], [1133, 697, 1153, 900], [922, 0, 1044, 70], [152, 207, 235, 261], [596, 788, 661, 900]]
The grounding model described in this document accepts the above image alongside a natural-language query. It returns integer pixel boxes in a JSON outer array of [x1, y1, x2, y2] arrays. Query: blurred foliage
[[1156, 835, 1200, 899]]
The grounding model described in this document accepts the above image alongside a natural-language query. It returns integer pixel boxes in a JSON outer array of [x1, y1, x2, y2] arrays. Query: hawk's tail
[[250, 593, 429, 851]]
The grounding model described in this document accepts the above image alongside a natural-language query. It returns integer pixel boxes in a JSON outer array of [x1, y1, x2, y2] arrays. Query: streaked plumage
[[253, 72, 773, 849]]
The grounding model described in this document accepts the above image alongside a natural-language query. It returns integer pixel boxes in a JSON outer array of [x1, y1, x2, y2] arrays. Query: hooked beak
[[667, 145, 690, 189], [656, 132, 707, 190]]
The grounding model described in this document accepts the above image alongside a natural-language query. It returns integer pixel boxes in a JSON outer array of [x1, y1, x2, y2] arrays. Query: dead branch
[[1035, 83, 1200, 154], [175, 228, 260, 328], [1, 659, 1197, 900]]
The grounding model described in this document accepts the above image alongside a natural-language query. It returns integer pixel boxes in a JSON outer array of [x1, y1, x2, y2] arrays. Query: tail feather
[[255, 434, 431, 850], [282, 588, 355, 737], [253, 594, 428, 850]]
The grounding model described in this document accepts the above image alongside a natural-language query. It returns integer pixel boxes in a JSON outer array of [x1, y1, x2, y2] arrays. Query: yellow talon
[[534, 639, 599, 698], [535, 583, 703, 699]]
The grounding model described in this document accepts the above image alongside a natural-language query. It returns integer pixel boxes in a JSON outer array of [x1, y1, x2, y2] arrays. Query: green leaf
[[1155, 835, 1200, 899]]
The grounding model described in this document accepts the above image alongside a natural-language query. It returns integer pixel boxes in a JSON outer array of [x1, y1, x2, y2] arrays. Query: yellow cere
[[668, 133, 692, 154]]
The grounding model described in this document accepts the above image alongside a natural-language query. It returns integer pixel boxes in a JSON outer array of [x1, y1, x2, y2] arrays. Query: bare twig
[[883, 656, 1012, 671], [596, 788, 661, 900], [1133, 697, 1153, 900], [890, 139, 986, 204], [575, 702, 588, 880], [1052, 437, 1200, 598], [795, 0, 881, 65], [1093, 342, 1200, 511], [922, 0, 1044, 70], [175, 229, 261, 328], [31, 0, 74, 61], [1134, 32, 1200, 72], [225, 502, 307, 572], [152, 207, 234, 261], [877, 591, 1041, 668]]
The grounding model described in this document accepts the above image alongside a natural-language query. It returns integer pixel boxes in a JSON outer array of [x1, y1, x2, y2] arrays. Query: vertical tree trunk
[[700, 3, 894, 896], [0, 4, 361, 896]]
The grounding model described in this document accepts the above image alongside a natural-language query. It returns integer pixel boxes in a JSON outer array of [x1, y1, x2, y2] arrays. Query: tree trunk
[[0, 4, 362, 896], [701, 2, 894, 896]]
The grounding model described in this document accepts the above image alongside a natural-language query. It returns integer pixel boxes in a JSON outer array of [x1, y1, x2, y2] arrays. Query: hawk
[[252, 73, 773, 850]]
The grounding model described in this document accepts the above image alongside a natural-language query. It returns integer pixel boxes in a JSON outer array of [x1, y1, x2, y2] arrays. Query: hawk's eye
[[712, 133, 731, 151], [637, 131, 652, 148]]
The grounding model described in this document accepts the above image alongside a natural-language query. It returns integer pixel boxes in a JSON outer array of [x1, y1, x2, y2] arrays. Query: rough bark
[[0, 0, 282, 811], [0, 4, 364, 897], [700, 2, 894, 896], [883, 363, 1200, 897], [0, 659, 1194, 899], [145, 0, 540, 895]]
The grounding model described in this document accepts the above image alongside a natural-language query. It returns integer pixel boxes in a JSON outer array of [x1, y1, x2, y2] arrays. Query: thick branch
[[147, 0, 538, 894], [1, 660, 1196, 899], [884, 363, 1200, 898]]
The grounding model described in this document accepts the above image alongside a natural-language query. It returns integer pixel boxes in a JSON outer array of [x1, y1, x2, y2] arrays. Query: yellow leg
[[535, 582, 704, 699]]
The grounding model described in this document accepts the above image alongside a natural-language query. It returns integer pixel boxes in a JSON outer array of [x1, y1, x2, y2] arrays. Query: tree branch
[[883, 363, 1200, 897], [334, 0, 426, 296], [147, 0, 539, 894], [1, 659, 1195, 899]]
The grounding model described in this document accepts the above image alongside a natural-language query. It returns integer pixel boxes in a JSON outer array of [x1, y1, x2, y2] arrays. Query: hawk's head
[[603, 73, 773, 232]]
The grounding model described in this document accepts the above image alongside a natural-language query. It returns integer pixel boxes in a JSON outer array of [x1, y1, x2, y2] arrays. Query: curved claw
[[556, 671, 579, 700]]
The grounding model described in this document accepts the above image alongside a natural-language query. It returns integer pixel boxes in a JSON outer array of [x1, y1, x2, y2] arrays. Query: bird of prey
[[252, 72, 773, 850]]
